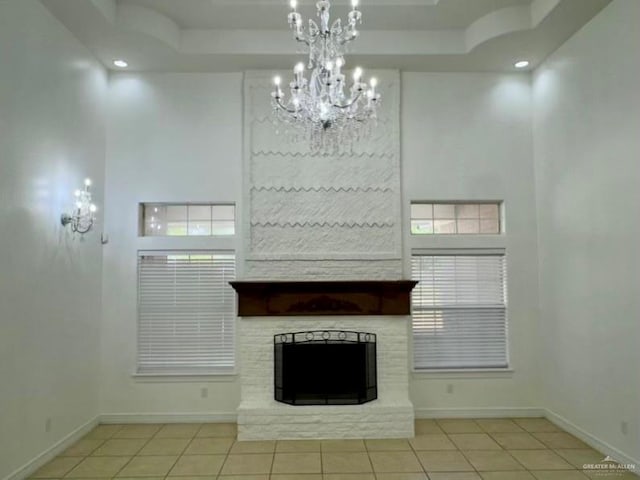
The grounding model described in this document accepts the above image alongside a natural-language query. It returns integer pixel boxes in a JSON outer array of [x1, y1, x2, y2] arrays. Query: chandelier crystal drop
[[271, 0, 381, 153]]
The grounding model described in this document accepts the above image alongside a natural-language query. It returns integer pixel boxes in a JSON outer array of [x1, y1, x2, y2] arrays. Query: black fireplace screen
[[274, 330, 377, 405]]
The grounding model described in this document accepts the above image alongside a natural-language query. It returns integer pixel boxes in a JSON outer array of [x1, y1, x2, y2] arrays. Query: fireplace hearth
[[274, 330, 377, 406]]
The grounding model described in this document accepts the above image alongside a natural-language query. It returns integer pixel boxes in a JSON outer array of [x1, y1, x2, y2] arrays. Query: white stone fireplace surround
[[237, 315, 414, 440], [238, 70, 414, 439]]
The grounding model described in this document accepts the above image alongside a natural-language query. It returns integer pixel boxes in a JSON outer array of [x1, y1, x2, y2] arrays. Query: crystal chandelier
[[272, 0, 381, 152]]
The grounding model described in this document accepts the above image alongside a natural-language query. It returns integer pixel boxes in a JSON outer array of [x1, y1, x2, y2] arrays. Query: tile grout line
[[267, 441, 274, 479], [407, 432, 427, 476], [69, 424, 121, 460], [364, 440, 375, 476], [217, 429, 236, 477], [100, 425, 161, 479], [165, 427, 197, 476], [62, 425, 142, 478]]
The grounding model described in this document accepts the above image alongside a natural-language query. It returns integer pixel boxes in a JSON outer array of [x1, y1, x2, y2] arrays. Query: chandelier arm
[[335, 28, 354, 46], [75, 219, 94, 235], [274, 97, 299, 114], [294, 32, 312, 46], [340, 35, 356, 47], [332, 91, 364, 109]]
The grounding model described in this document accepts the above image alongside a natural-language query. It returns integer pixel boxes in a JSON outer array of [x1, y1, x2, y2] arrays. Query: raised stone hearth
[[236, 314, 415, 440]]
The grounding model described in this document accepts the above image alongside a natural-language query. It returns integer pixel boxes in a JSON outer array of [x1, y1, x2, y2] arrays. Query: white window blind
[[411, 254, 508, 370], [137, 252, 236, 374]]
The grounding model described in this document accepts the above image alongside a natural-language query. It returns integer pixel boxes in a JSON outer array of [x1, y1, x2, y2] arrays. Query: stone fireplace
[[231, 280, 416, 439], [237, 70, 414, 439]]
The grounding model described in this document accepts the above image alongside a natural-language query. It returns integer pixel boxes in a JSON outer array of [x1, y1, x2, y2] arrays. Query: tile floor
[[30, 418, 638, 480]]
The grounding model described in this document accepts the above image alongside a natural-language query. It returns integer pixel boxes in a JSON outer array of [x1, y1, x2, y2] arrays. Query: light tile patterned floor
[[30, 418, 638, 479]]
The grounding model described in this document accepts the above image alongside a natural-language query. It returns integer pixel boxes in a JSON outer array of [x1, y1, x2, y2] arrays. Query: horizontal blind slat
[[137, 251, 236, 373], [411, 254, 508, 370]]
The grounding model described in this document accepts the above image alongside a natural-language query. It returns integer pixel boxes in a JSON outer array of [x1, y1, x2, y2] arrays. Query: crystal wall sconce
[[61, 178, 97, 234]]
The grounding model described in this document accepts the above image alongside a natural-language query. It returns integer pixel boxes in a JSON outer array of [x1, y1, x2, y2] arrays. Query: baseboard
[[2, 415, 99, 480], [99, 412, 238, 424], [415, 407, 545, 419], [545, 409, 639, 474]]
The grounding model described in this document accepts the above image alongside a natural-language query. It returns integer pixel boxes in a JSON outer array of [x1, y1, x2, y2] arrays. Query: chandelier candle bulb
[[294, 62, 304, 84], [273, 76, 282, 98], [288, 0, 301, 27], [370, 77, 378, 94]]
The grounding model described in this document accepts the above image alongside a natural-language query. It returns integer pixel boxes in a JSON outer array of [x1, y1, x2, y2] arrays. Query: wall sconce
[[61, 178, 97, 234]]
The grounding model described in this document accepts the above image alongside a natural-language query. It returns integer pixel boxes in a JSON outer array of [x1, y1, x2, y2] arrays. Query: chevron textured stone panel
[[243, 70, 402, 278]]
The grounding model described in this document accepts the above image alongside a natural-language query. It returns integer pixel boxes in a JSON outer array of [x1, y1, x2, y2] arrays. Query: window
[[137, 251, 236, 374], [411, 253, 508, 370], [141, 203, 235, 236], [411, 202, 501, 235]]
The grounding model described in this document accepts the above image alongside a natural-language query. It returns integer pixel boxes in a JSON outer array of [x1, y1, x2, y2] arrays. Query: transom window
[[411, 202, 501, 235], [141, 203, 235, 236]]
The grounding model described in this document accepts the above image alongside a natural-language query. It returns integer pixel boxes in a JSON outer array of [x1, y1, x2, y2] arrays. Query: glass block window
[[142, 203, 235, 236], [411, 202, 501, 235]]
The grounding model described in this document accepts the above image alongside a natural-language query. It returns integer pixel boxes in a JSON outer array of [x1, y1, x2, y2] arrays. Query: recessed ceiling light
[[113, 59, 128, 68], [514, 60, 530, 69]]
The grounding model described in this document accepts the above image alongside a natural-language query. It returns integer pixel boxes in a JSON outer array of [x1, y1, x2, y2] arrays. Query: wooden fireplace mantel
[[229, 280, 418, 317]]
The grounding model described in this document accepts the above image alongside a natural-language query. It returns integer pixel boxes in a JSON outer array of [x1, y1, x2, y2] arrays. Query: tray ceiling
[[41, 0, 612, 72]]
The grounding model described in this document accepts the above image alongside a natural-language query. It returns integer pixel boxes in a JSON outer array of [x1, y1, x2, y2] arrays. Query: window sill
[[412, 368, 514, 379], [132, 372, 238, 383]]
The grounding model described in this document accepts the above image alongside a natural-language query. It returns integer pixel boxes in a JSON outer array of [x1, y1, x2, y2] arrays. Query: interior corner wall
[[0, 1, 107, 478], [533, 0, 640, 464]]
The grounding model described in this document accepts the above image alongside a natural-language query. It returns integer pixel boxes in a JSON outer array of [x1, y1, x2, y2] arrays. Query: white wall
[[101, 73, 242, 418], [533, 0, 640, 464], [402, 73, 541, 415], [0, 1, 106, 477], [103, 70, 541, 419]]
